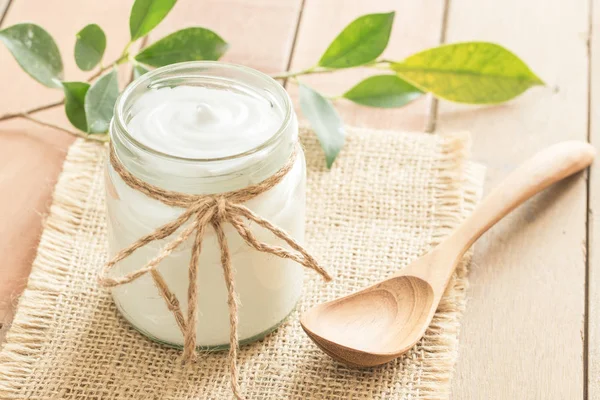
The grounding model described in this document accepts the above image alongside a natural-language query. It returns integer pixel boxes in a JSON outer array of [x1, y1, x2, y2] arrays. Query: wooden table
[[0, 0, 597, 398]]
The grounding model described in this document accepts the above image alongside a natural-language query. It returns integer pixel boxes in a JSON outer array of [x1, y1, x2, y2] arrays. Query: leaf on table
[[130, 0, 177, 41], [84, 69, 119, 133], [0, 23, 63, 88], [299, 84, 345, 169], [343, 74, 422, 108], [318, 12, 395, 69], [392, 42, 545, 104], [75, 24, 107, 71], [133, 64, 151, 79], [134, 27, 228, 67], [63, 81, 90, 132]]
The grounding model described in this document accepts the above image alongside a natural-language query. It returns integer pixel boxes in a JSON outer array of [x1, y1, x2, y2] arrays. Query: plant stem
[[86, 53, 129, 82], [21, 113, 108, 143], [270, 59, 393, 80], [0, 100, 64, 122], [0, 53, 129, 123], [271, 66, 333, 80]]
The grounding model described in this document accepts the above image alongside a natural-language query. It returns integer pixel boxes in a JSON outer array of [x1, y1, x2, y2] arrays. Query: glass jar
[[105, 62, 305, 348]]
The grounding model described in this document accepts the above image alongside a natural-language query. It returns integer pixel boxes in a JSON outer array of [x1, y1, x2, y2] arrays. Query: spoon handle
[[444, 141, 595, 261]]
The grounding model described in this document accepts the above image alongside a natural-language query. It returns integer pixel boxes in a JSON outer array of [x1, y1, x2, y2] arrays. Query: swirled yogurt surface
[[128, 86, 283, 159]]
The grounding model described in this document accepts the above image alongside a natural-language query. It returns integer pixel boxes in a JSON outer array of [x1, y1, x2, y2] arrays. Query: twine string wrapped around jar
[[99, 143, 332, 400]]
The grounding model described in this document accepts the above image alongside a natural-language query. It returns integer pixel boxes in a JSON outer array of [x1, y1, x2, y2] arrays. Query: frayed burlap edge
[[0, 130, 485, 399], [0, 140, 106, 392]]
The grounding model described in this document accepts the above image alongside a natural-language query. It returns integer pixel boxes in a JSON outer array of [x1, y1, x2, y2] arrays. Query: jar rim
[[112, 61, 293, 163]]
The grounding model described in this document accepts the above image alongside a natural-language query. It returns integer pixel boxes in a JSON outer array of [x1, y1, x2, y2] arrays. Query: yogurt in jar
[[106, 62, 305, 347]]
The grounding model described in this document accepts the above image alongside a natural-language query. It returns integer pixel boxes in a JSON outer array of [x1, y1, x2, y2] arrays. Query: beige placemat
[[0, 126, 484, 399]]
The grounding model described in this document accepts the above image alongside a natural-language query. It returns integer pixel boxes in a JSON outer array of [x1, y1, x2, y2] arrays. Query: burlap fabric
[[0, 126, 484, 399]]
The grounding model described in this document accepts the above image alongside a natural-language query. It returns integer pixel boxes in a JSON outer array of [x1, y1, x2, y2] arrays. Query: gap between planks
[[586, 0, 598, 397], [0, 0, 12, 26], [584, 0, 592, 395], [424, 0, 451, 133], [283, 0, 306, 90]]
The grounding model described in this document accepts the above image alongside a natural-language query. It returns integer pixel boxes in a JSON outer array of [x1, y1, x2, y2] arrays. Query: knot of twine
[[99, 144, 332, 400]]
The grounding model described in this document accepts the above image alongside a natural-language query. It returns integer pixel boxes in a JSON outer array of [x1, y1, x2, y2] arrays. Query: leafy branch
[[0, 1, 544, 168]]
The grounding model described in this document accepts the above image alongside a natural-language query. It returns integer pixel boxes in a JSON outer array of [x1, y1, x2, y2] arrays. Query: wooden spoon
[[301, 141, 596, 368]]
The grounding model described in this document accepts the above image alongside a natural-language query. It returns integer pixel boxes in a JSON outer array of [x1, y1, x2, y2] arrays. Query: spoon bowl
[[301, 141, 596, 368], [301, 275, 434, 367]]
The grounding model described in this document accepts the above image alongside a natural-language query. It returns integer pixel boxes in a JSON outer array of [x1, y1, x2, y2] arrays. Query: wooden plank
[[434, 1, 590, 399], [588, 0, 599, 396], [0, 0, 137, 330], [145, 0, 303, 74], [286, 0, 445, 131]]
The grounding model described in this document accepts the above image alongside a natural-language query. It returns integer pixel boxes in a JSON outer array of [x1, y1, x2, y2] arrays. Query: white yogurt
[[128, 86, 282, 159], [107, 81, 305, 347]]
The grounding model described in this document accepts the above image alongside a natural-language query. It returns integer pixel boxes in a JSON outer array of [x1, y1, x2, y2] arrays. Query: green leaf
[[74, 24, 107, 71], [130, 0, 177, 41], [84, 69, 119, 133], [299, 84, 345, 168], [343, 74, 422, 108], [318, 12, 394, 69], [392, 42, 544, 104], [0, 23, 63, 88], [63, 81, 90, 131], [133, 64, 151, 79], [134, 27, 228, 67]]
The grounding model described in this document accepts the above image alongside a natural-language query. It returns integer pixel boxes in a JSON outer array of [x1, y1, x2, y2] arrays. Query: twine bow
[[99, 144, 331, 400]]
